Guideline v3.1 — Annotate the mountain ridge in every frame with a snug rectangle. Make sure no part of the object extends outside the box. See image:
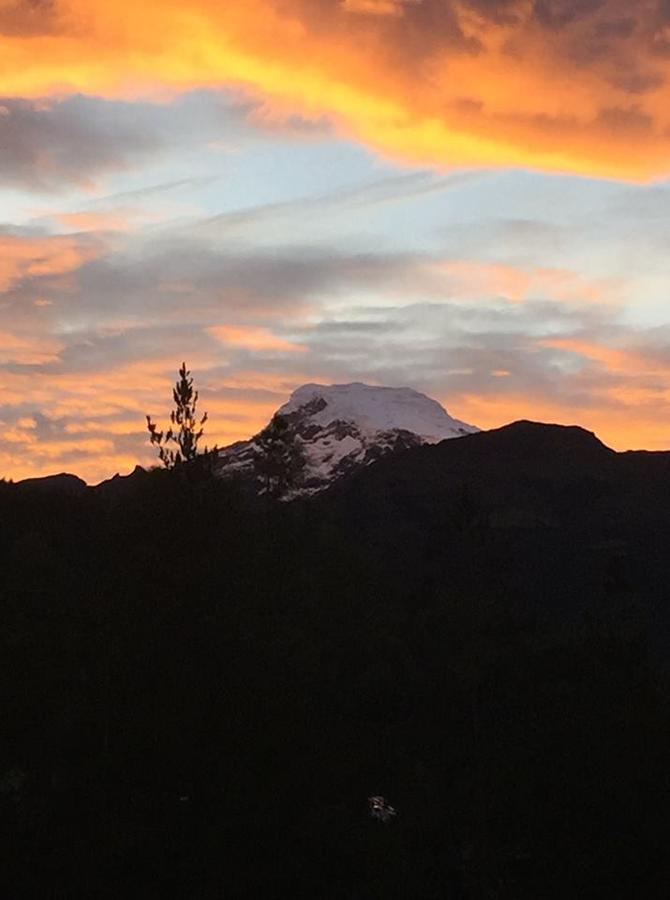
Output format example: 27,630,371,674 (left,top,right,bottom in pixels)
213,381,479,494
9,418,646,494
